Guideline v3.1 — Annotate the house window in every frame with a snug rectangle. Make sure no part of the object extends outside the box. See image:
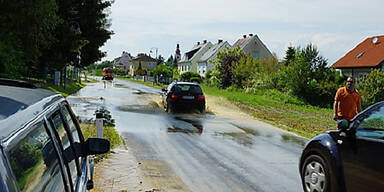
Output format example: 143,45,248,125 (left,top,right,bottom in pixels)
252,51,259,58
